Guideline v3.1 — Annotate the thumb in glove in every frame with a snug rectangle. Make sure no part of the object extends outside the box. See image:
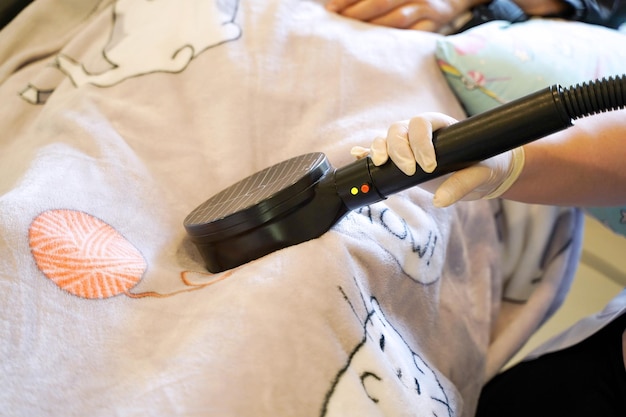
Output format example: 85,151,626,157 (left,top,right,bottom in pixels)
351,112,525,207
431,147,525,207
